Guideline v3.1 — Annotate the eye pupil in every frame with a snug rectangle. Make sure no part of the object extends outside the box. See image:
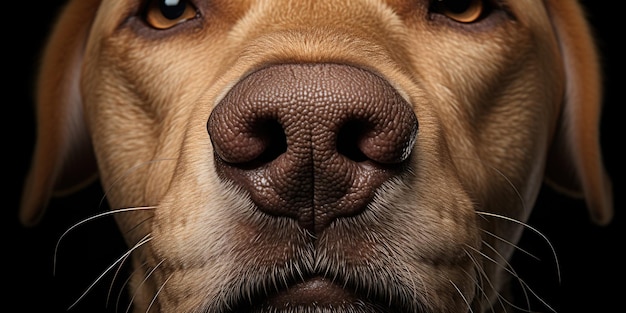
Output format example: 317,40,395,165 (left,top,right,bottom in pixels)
442,0,471,14
160,0,186,20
